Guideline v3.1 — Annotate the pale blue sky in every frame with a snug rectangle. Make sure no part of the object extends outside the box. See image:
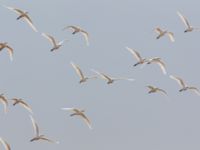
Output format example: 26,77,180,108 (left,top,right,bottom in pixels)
0,0,200,149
